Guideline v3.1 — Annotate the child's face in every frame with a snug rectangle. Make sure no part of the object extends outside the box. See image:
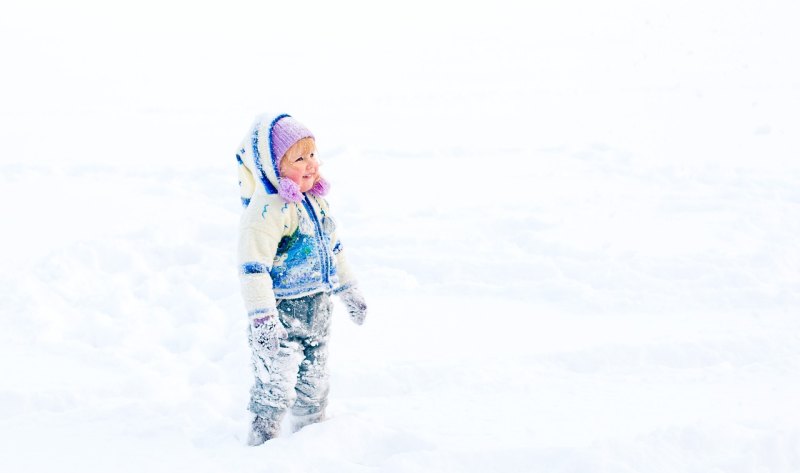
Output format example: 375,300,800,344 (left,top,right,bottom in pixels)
279,138,319,193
